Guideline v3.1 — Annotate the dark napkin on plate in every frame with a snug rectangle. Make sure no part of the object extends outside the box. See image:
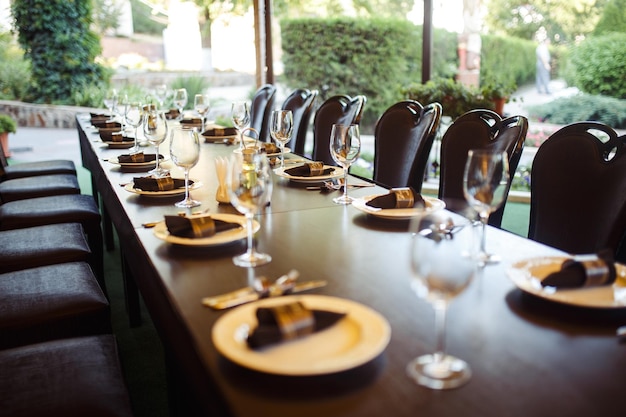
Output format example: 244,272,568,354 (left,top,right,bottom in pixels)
541,249,617,288
284,162,334,177
365,187,425,209
202,127,238,137
118,152,161,163
165,215,241,238
132,175,191,191
247,301,347,349
164,109,180,120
